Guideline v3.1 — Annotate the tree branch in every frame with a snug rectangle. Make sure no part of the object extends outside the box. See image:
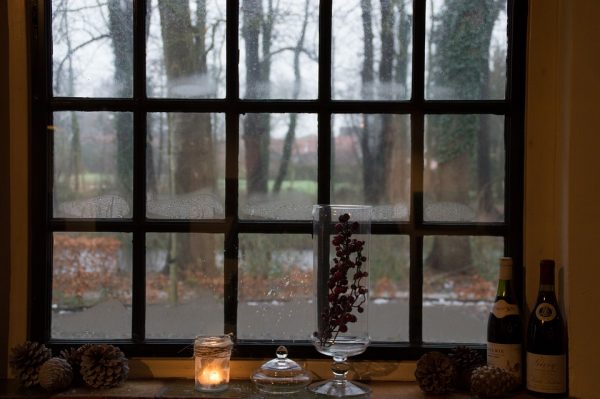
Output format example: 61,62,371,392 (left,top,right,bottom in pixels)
54,34,111,89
